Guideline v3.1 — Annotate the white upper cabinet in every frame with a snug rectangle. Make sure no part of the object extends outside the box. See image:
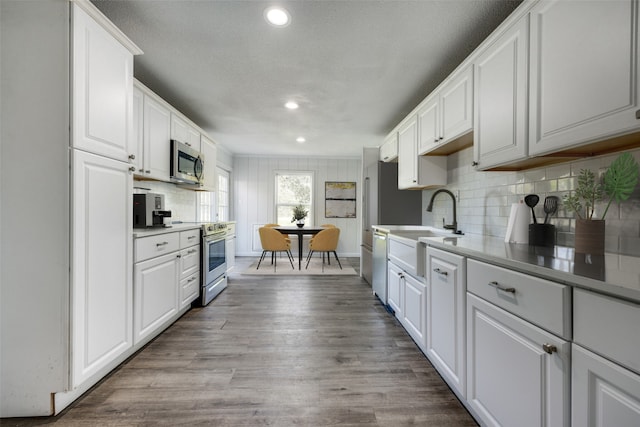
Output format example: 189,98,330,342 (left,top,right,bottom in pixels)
473,15,529,170
379,133,398,162
417,94,440,154
72,4,134,163
200,134,218,192
397,115,447,190
171,113,201,152
132,86,143,170
142,90,172,181
419,65,474,156
529,0,640,156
